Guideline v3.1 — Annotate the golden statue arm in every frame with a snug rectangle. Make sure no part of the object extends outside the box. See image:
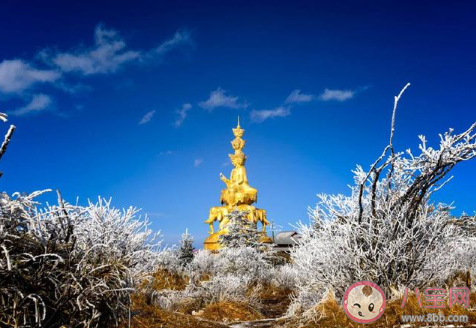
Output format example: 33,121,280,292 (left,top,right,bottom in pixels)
219,172,231,187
